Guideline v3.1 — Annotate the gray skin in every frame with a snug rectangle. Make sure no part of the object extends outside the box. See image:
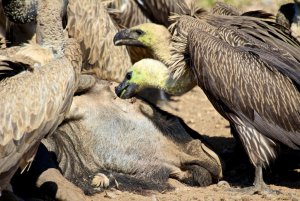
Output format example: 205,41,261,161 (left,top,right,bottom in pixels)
42,79,222,195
